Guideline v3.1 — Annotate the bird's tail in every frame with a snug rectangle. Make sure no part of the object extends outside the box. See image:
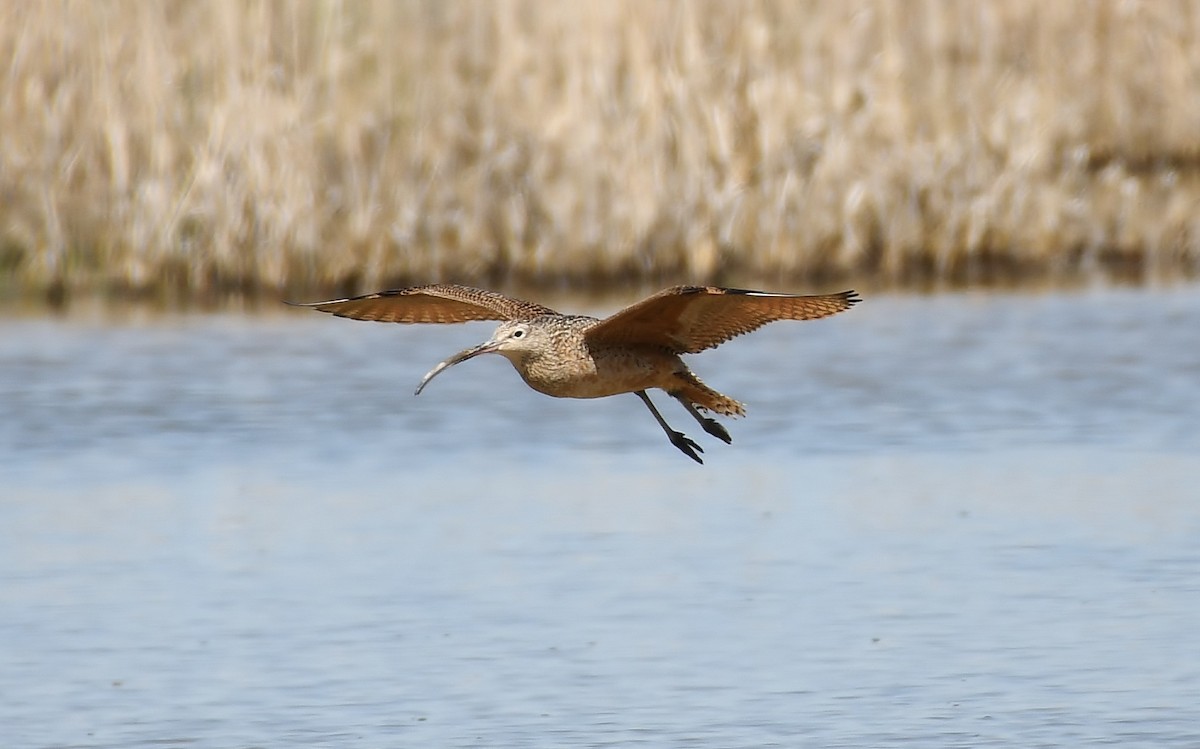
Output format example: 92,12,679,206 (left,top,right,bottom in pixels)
671,370,745,417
